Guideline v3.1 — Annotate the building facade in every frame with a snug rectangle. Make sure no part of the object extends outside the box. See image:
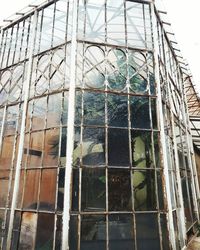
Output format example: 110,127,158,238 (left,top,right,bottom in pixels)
0,0,199,249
